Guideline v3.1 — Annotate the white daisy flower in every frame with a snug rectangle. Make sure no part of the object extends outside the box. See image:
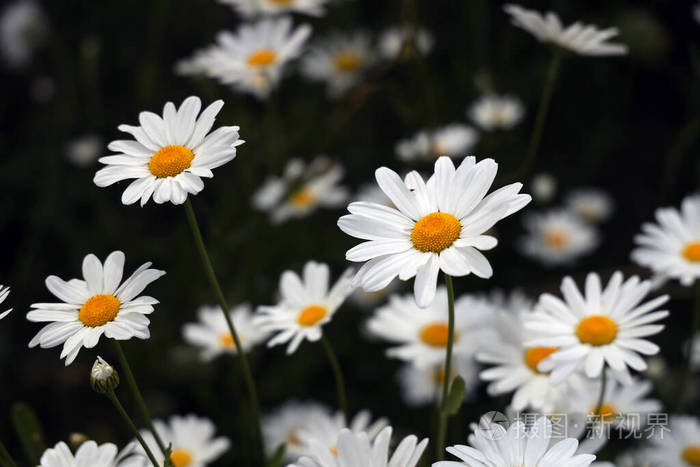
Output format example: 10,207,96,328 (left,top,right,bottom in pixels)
530,173,557,204
519,209,599,266
66,134,103,167
39,440,140,467
177,17,311,99
524,272,669,384
395,124,479,162
296,409,389,457
398,357,479,407
631,195,700,286
434,415,596,467
253,157,349,224
378,26,434,60
0,0,47,68
219,0,328,17
339,156,531,307
182,304,268,361
256,261,354,354
94,96,244,206
290,426,428,467
263,401,331,460
132,414,230,467
565,189,614,223
301,32,375,97
0,285,11,320
366,287,492,368
468,94,524,131
27,251,165,365
503,4,628,56
647,415,700,467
